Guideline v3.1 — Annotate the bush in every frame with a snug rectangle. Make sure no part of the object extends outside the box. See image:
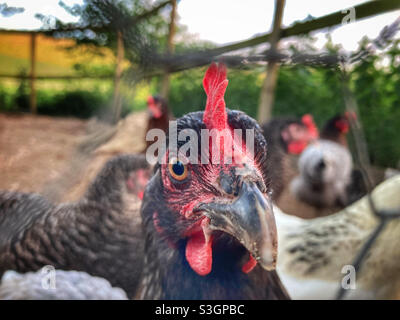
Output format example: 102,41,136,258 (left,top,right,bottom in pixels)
168,68,206,117
166,61,399,168
0,82,139,120
14,76,30,112
275,67,344,127
351,44,400,168
37,89,110,118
